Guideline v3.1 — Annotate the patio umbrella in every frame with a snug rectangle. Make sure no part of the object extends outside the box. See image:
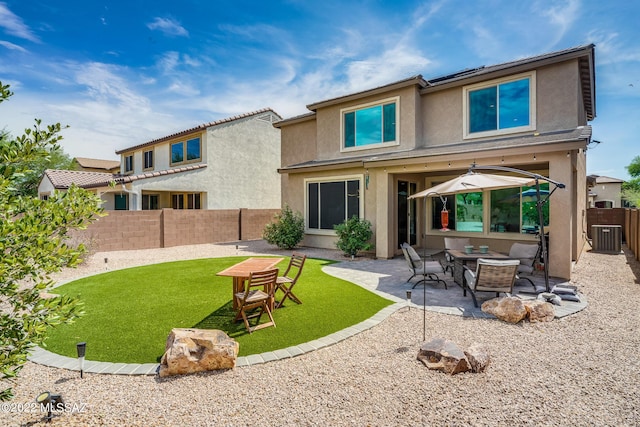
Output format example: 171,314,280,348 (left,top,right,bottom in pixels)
410,171,536,199
409,165,565,295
